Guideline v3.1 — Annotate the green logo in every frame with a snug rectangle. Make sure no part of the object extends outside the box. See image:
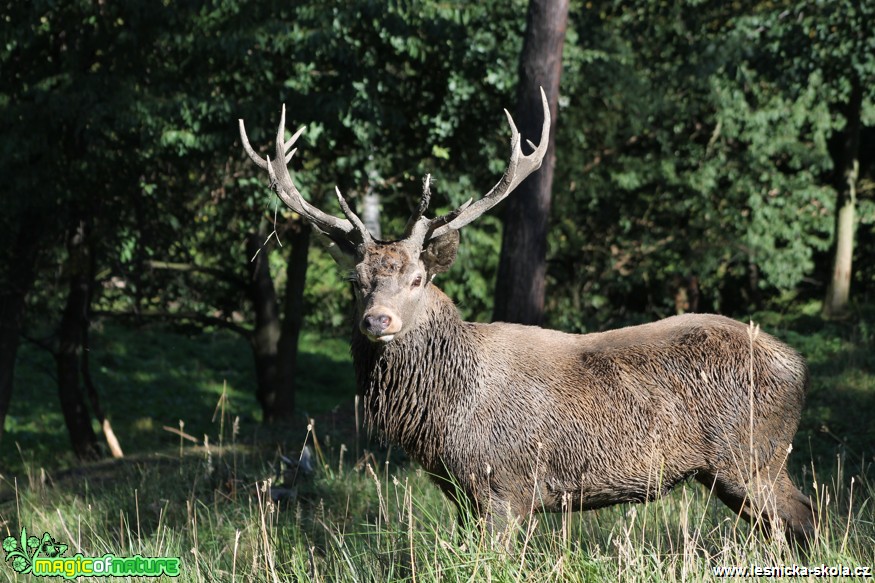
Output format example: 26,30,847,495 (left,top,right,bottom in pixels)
3,527,180,579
